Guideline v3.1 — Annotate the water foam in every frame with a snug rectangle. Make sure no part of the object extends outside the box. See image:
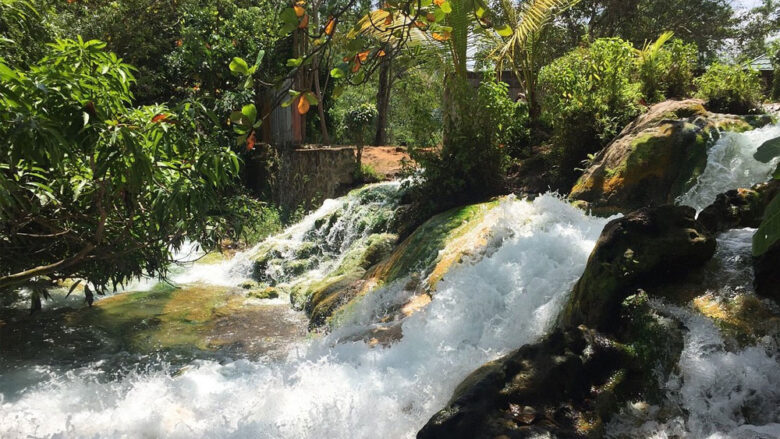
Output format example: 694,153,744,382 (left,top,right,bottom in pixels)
678,122,780,211
0,195,610,438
